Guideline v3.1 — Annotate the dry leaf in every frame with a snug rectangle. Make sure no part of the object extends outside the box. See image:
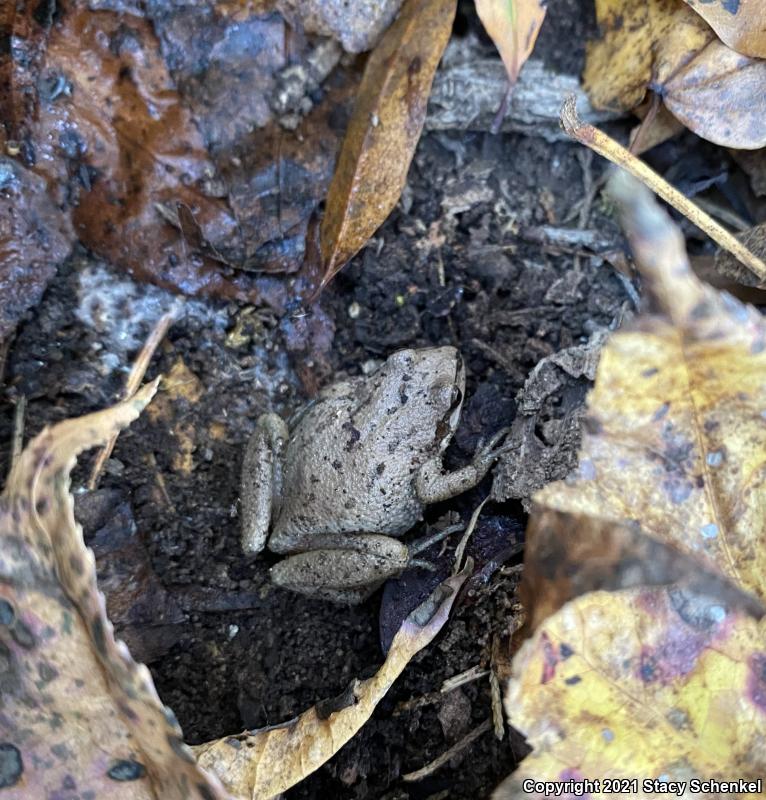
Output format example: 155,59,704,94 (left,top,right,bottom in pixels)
662,38,766,149
0,381,228,798
495,174,766,793
584,0,766,149
194,570,468,798
319,0,457,286
475,0,547,86
683,0,766,58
